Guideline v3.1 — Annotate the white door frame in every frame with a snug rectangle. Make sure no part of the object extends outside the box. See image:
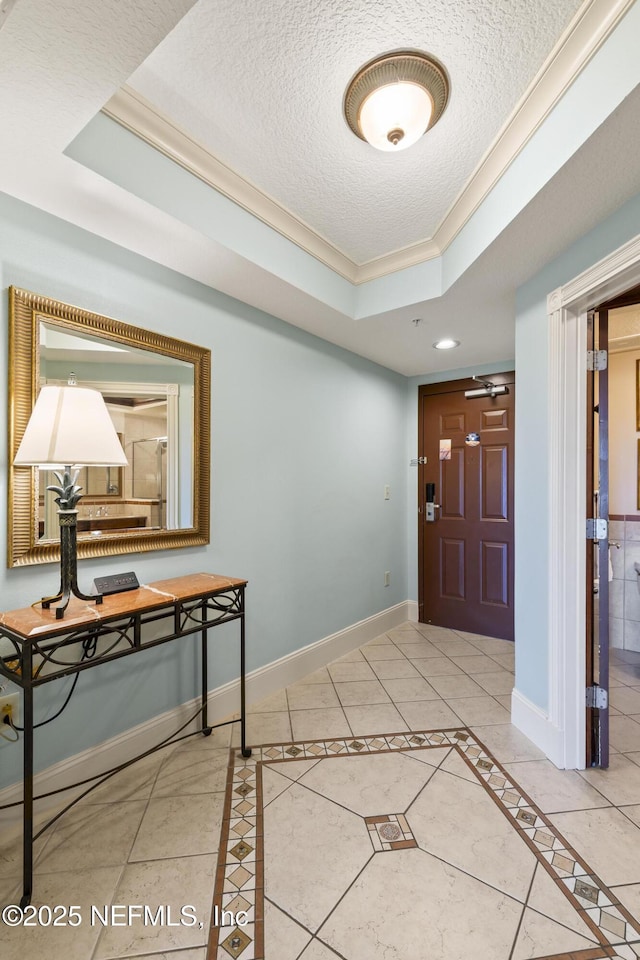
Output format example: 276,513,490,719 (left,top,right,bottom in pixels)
548,234,640,769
